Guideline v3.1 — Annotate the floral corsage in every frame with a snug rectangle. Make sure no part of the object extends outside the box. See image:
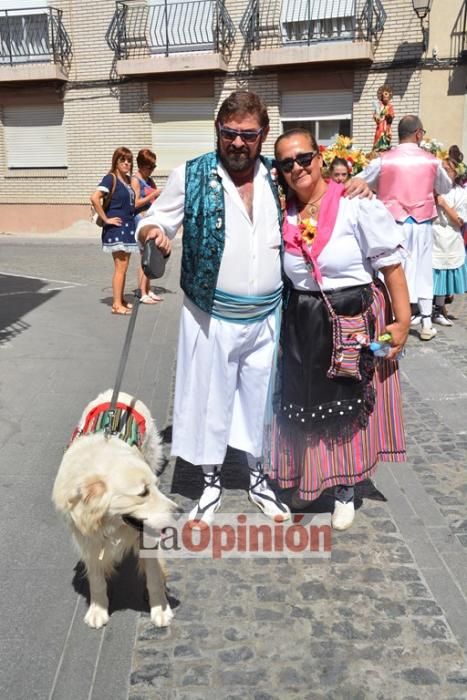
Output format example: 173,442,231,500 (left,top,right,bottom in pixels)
297,217,317,246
